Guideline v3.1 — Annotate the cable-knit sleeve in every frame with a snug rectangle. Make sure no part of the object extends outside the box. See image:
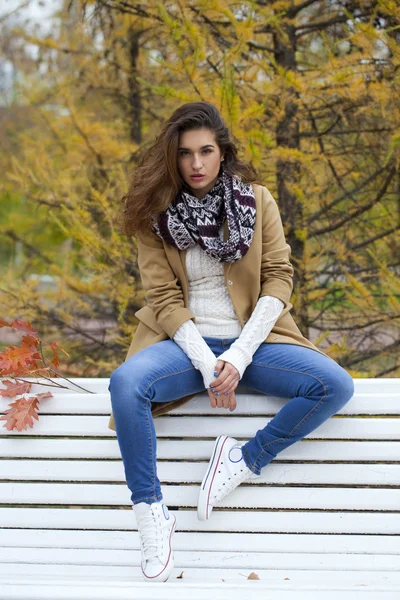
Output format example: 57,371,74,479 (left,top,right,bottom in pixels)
216,295,284,379
173,319,218,389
